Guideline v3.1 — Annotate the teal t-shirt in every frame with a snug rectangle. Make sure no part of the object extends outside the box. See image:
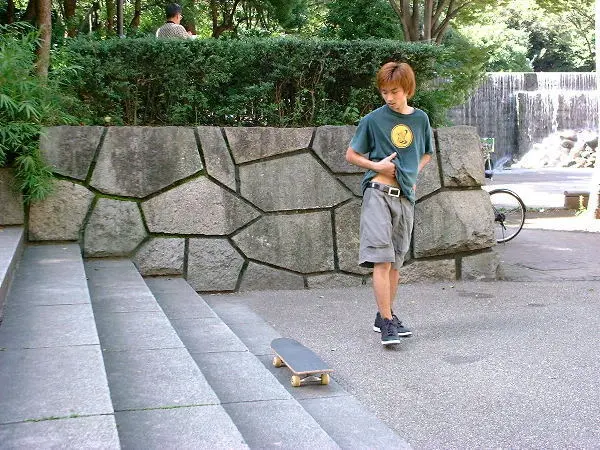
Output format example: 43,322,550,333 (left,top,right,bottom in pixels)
349,105,434,203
